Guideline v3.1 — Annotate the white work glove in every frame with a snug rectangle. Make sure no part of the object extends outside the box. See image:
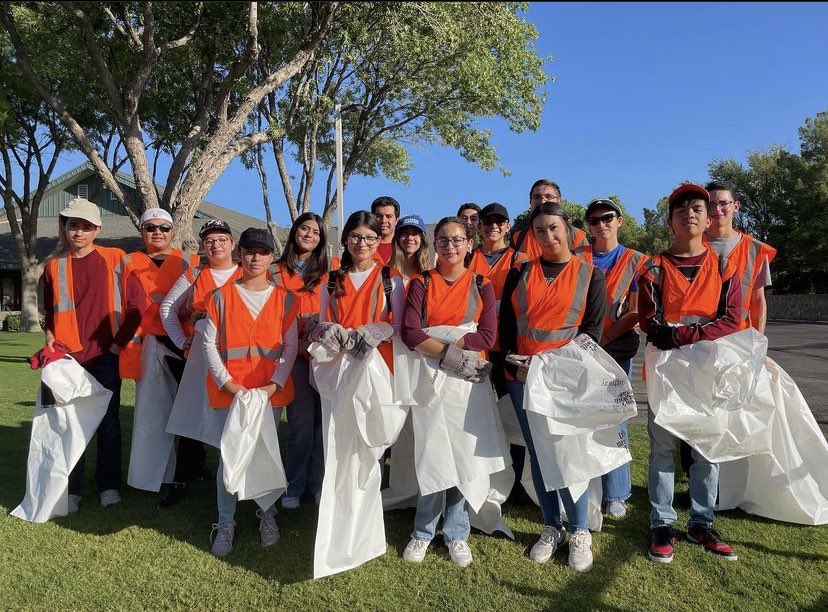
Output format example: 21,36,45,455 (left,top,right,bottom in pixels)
439,344,492,383
345,322,395,360
309,321,349,353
